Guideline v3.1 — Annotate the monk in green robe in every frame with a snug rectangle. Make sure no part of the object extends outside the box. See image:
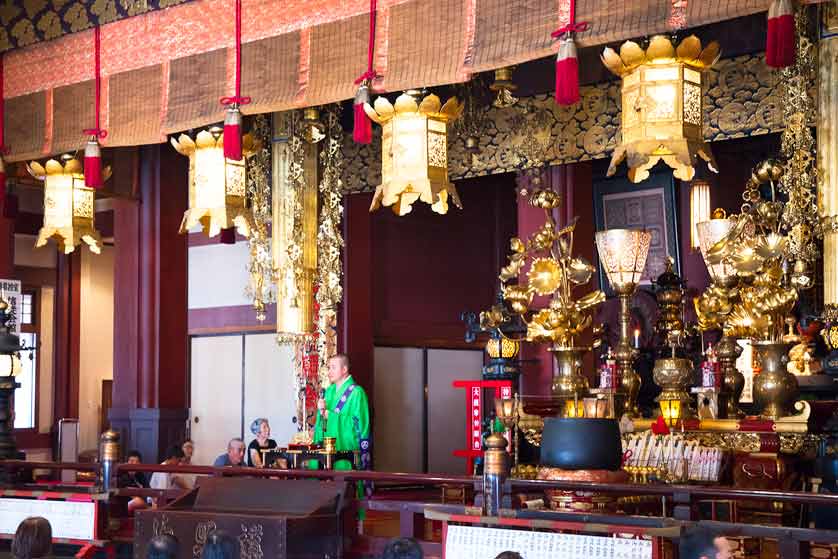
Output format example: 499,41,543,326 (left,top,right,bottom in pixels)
314,353,371,472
